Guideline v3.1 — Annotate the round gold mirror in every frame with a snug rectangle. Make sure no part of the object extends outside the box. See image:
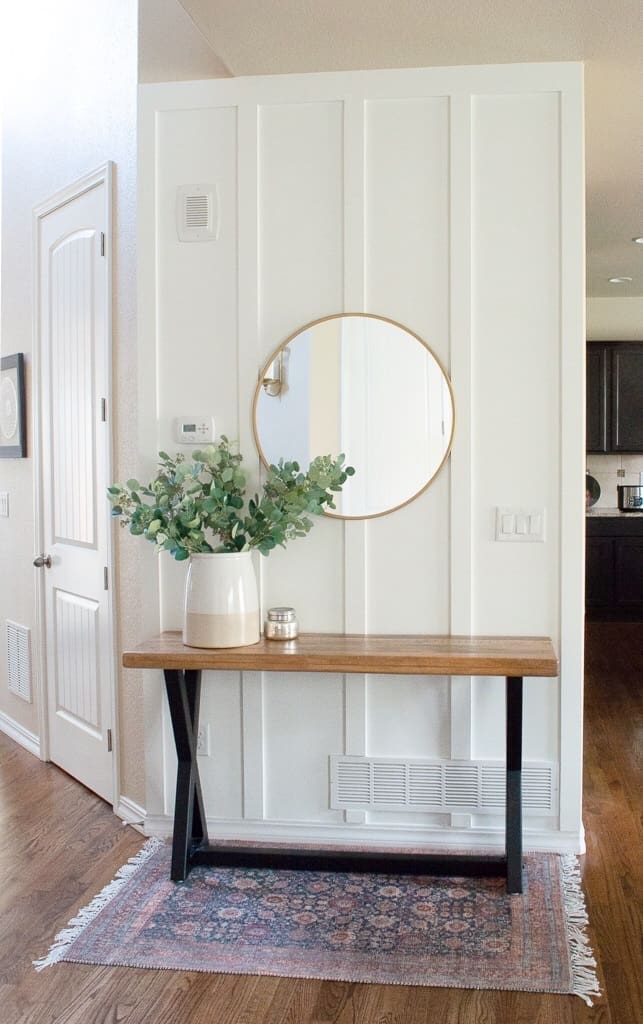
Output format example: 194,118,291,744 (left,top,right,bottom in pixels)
252,313,455,520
